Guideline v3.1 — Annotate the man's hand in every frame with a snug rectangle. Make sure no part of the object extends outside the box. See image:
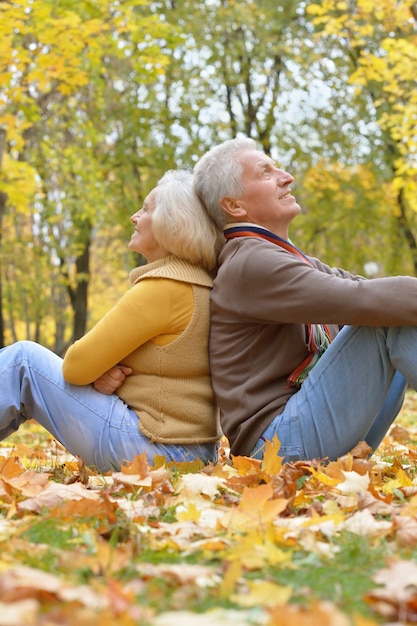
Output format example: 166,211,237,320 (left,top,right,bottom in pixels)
93,365,133,395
